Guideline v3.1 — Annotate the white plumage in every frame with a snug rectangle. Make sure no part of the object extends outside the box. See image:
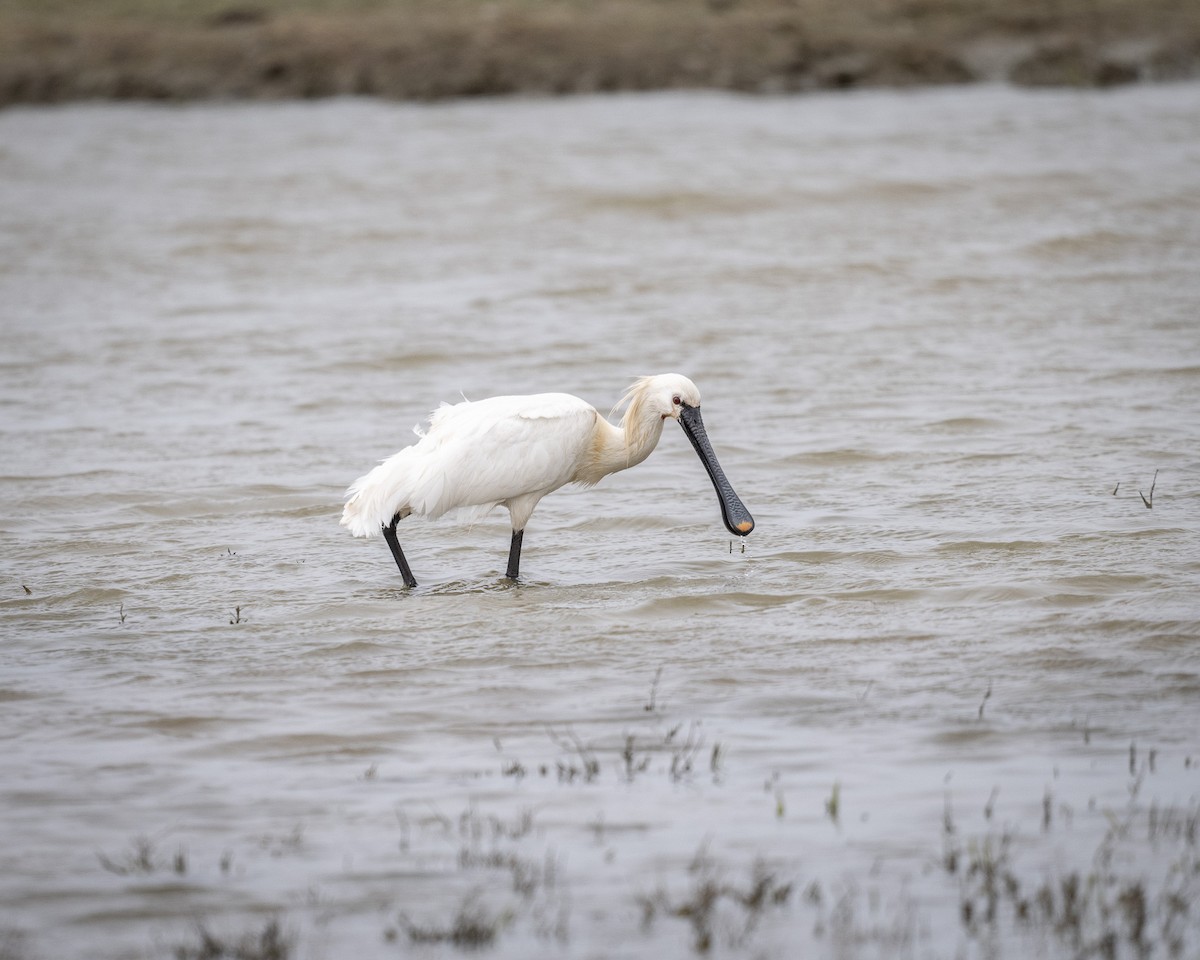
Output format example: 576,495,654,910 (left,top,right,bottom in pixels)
341,373,753,584
341,392,600,537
